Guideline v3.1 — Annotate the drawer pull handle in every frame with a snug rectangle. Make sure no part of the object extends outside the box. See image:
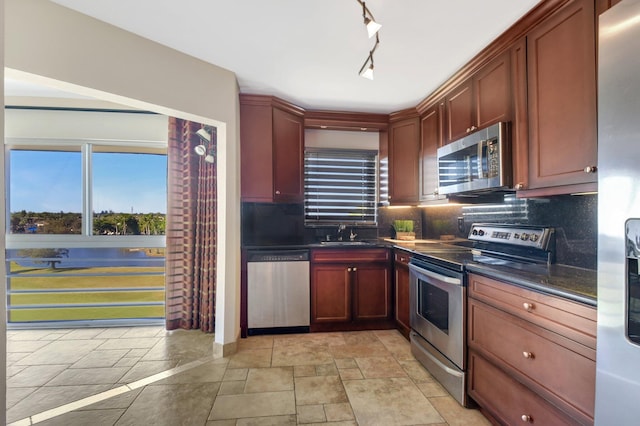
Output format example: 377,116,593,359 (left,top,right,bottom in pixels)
521,414,532,423
523,351,534,359
523,302,534,312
